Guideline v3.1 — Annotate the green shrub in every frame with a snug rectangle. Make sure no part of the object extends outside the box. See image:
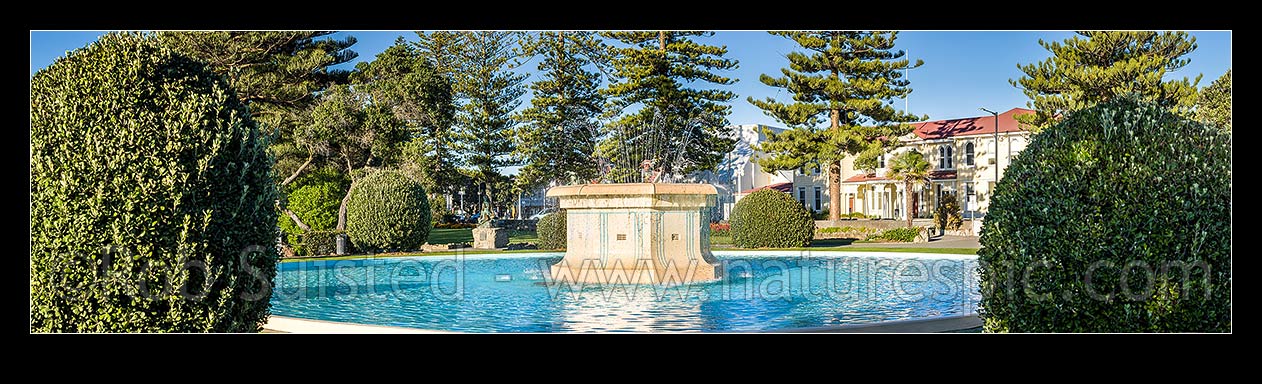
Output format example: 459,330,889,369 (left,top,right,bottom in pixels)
978,97,1231,332
866,227,920,242
817,226,881,239
346,170,432,253
536,211,567,250
731,190,815,248
934,193,963,230
811,207,830,220
847,212,868,219
280,180,343,229
30,33,279,332
297,231,344,256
